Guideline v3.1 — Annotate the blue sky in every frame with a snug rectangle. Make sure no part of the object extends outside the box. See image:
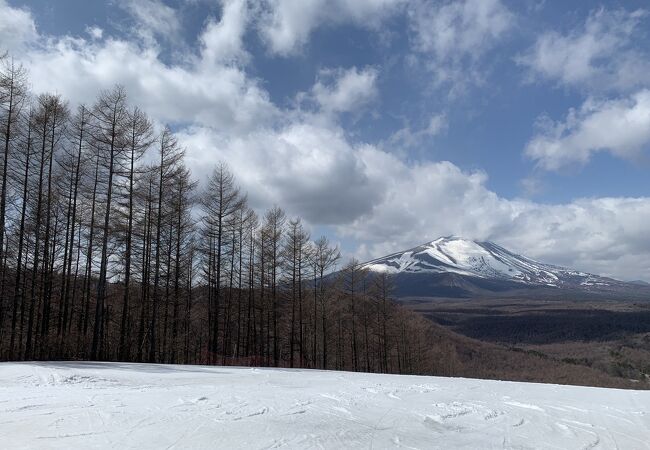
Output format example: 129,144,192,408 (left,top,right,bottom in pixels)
2,0,650,280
